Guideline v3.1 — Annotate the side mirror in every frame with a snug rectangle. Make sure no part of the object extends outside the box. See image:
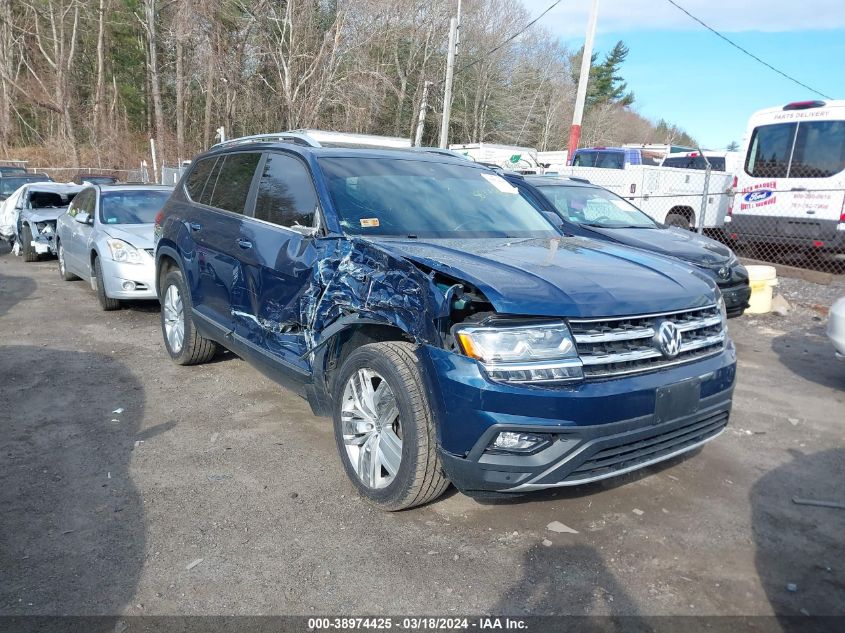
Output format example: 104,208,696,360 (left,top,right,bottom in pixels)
75,211,91,224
